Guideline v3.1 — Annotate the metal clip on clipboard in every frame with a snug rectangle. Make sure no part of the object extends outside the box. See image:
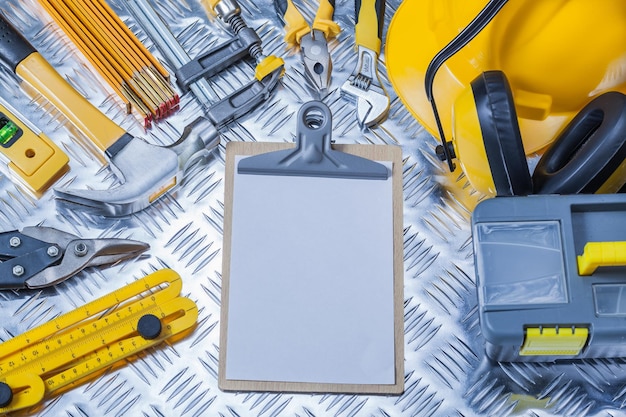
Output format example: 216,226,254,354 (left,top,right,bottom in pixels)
238,101,389,180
